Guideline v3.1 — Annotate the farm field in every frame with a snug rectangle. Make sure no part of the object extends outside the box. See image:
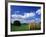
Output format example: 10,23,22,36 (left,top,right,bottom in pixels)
11,23,41,31
10,5,41,32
